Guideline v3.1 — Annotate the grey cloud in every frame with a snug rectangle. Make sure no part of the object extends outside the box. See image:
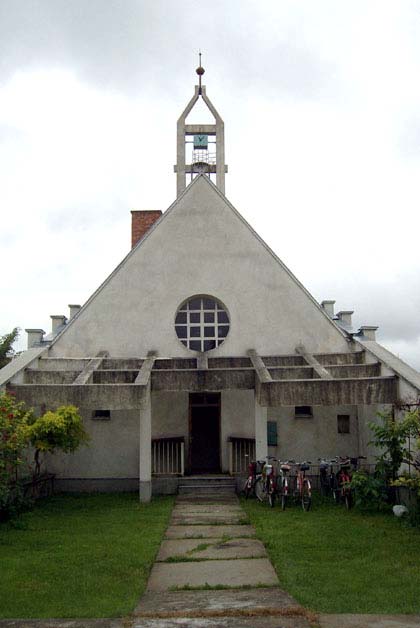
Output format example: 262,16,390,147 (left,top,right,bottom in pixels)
318,275,420,344
0,0,340,101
